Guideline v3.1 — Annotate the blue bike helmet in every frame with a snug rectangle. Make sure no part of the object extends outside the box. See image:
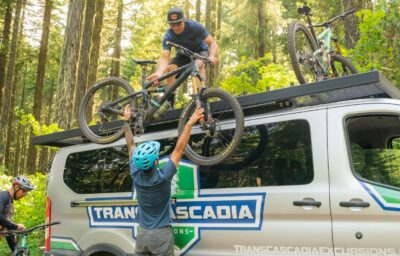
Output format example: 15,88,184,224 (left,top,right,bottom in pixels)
133,141,161,171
